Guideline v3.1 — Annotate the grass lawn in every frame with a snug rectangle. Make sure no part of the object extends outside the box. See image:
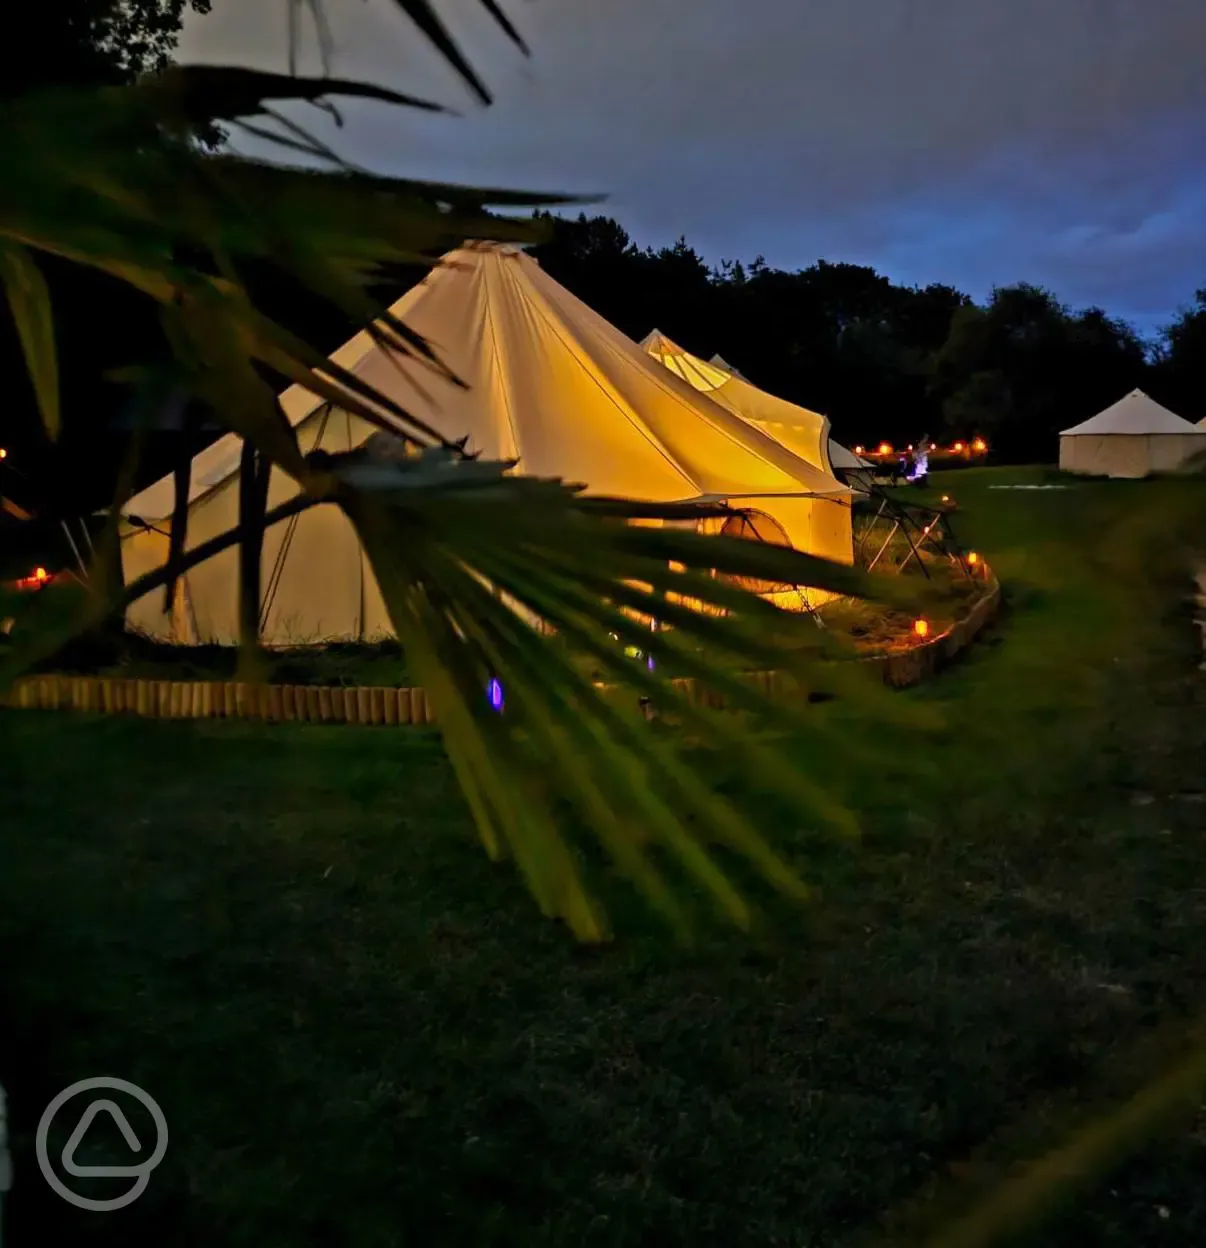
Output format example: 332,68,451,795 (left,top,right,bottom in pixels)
2,465,1205,1246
